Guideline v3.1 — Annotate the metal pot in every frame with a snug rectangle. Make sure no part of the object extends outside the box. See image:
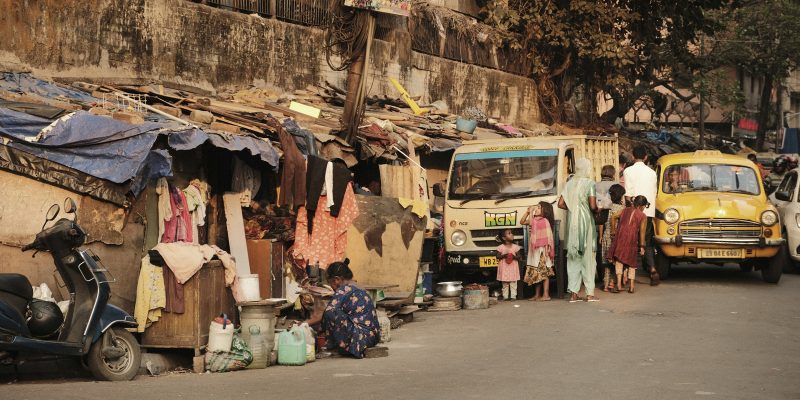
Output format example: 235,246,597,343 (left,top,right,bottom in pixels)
436,281,463,297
